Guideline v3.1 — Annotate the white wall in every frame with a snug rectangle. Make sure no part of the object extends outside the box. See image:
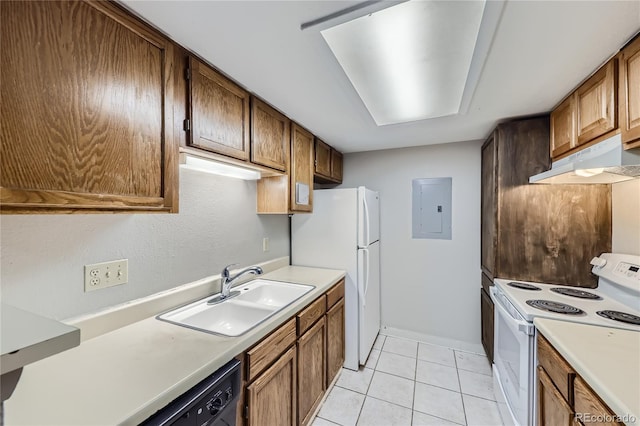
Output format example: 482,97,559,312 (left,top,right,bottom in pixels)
612,179,640,255
342,141,482,350
0,169,289,320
